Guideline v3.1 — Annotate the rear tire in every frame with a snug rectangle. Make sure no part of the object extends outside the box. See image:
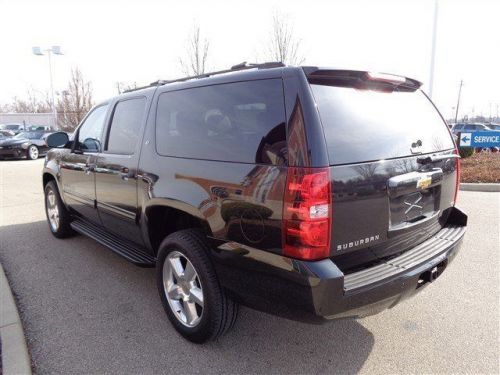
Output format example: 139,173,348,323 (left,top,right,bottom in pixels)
44,181,75,238
156,229,238,343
